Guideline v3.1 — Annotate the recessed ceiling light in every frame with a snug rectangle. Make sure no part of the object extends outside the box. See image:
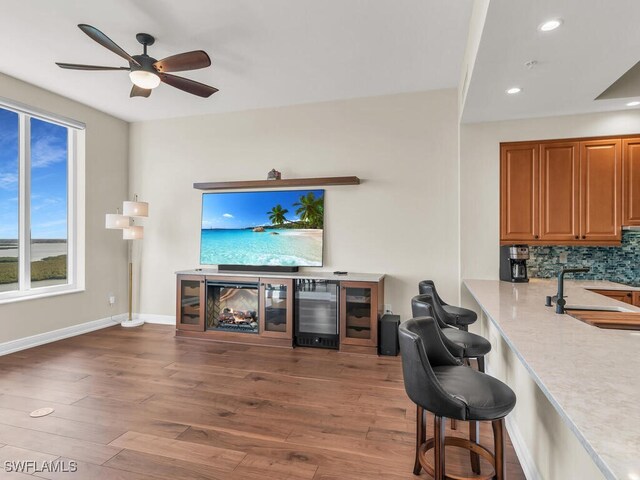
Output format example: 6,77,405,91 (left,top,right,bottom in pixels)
506,87,522,95
539,19,563,32
627,101,640,107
